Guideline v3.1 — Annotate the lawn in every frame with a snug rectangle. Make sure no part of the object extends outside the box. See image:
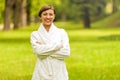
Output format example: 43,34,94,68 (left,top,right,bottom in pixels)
0,23,120,80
